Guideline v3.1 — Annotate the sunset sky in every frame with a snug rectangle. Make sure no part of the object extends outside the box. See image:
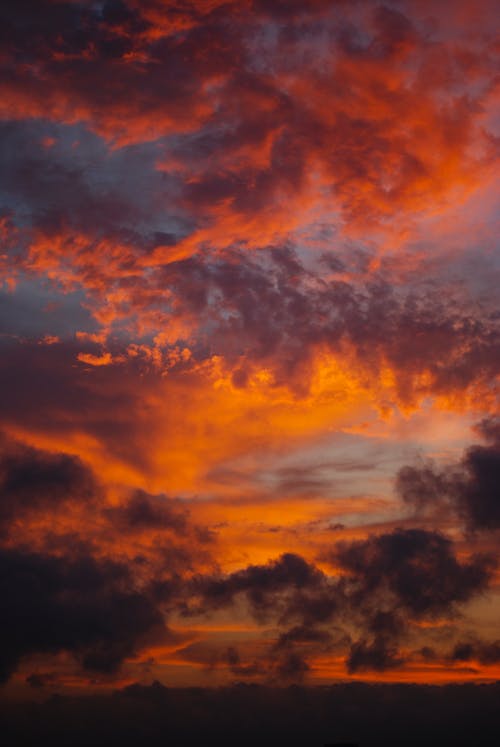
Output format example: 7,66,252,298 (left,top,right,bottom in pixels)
0,0,499,700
